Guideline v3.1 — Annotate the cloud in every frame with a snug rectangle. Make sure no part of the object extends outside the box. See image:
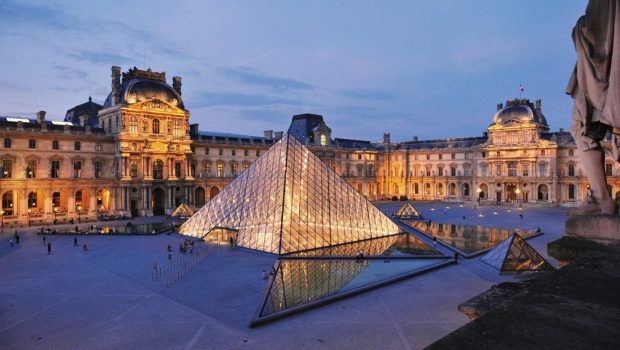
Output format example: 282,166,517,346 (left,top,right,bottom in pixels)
0,1,82,31
220,67,313,91
67,51,134,65
340,89,394,101
191,91,300,108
